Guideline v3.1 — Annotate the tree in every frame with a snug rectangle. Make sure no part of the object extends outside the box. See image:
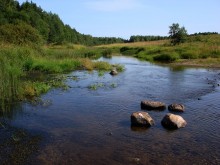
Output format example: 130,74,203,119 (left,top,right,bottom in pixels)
169,23,187,45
